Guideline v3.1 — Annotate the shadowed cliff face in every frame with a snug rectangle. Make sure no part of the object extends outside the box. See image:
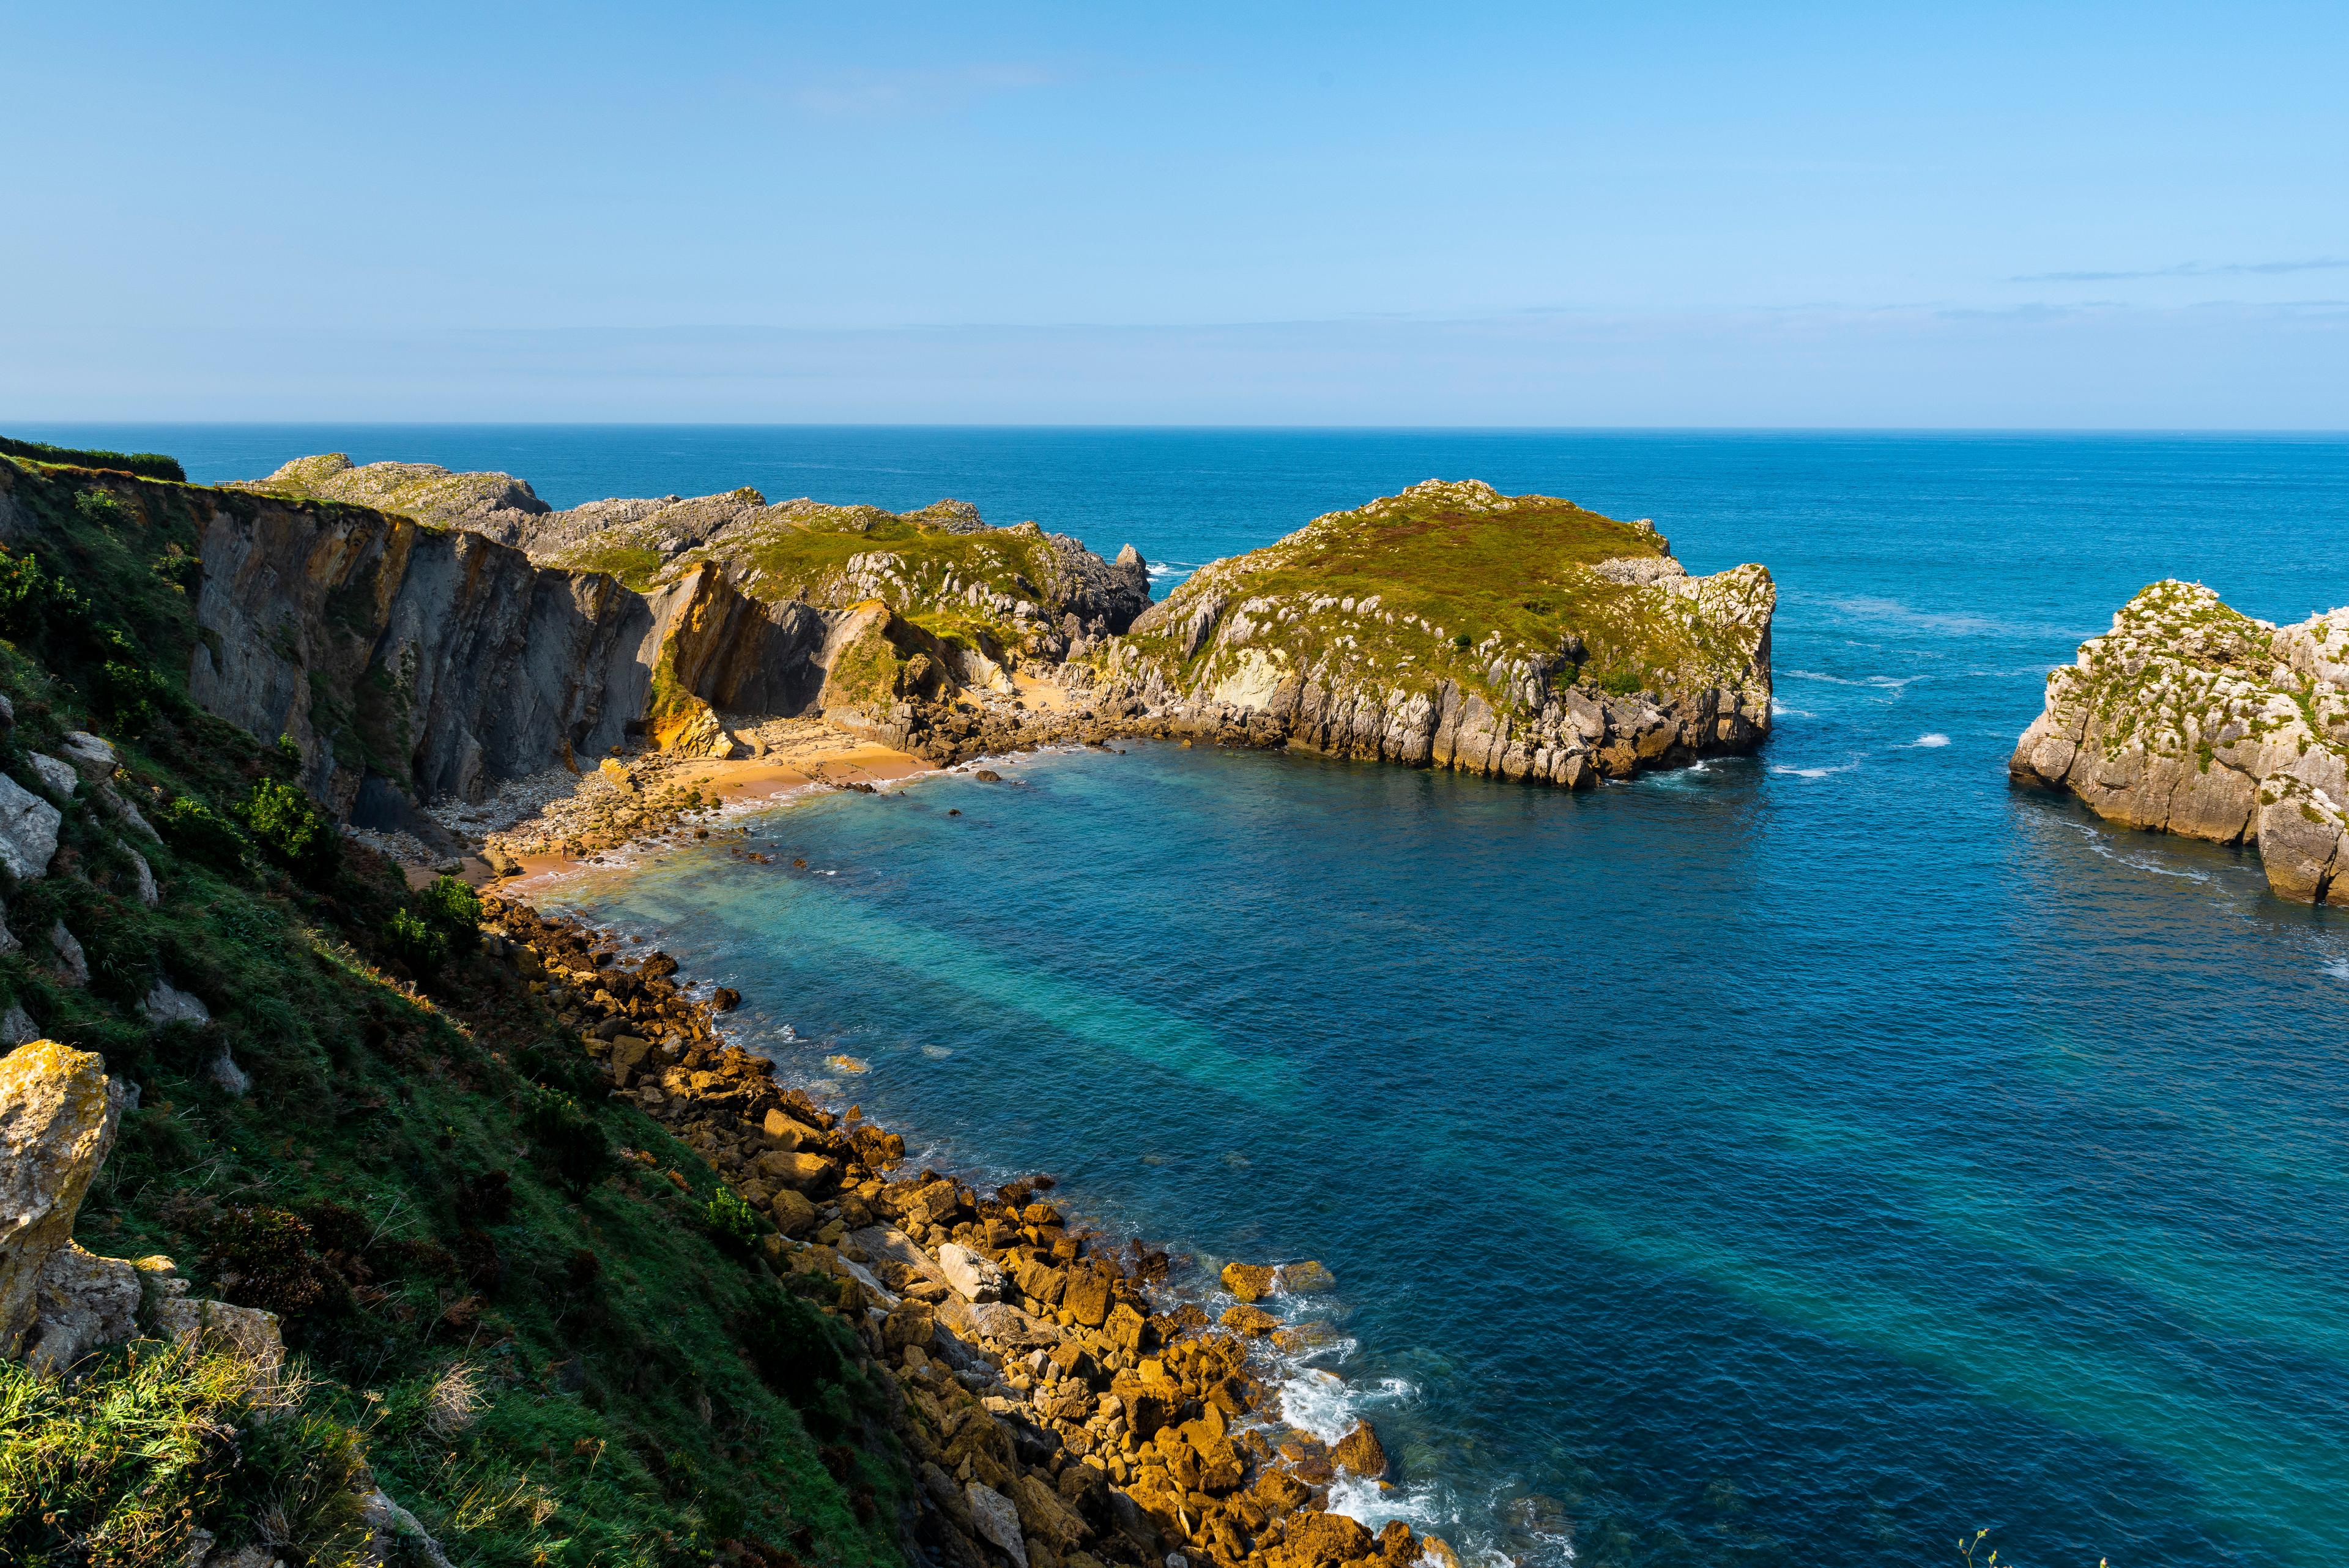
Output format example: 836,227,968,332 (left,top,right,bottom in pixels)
2011,579,2349,903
